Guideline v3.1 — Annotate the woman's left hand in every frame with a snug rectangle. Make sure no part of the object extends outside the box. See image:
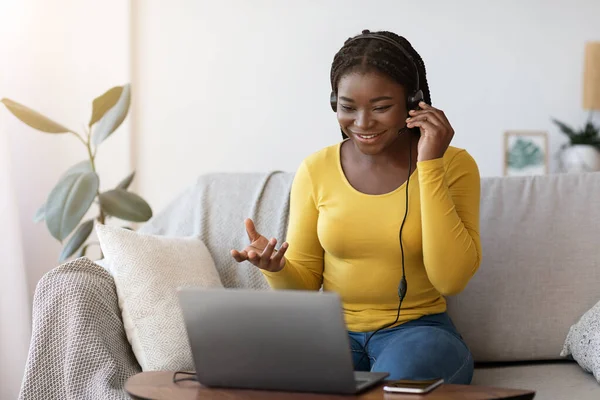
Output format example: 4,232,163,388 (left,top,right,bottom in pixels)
406,101,455,162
